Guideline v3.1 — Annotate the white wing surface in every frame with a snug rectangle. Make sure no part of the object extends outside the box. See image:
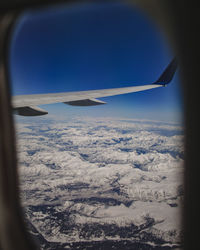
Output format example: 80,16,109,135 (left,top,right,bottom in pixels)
12,59,177,116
